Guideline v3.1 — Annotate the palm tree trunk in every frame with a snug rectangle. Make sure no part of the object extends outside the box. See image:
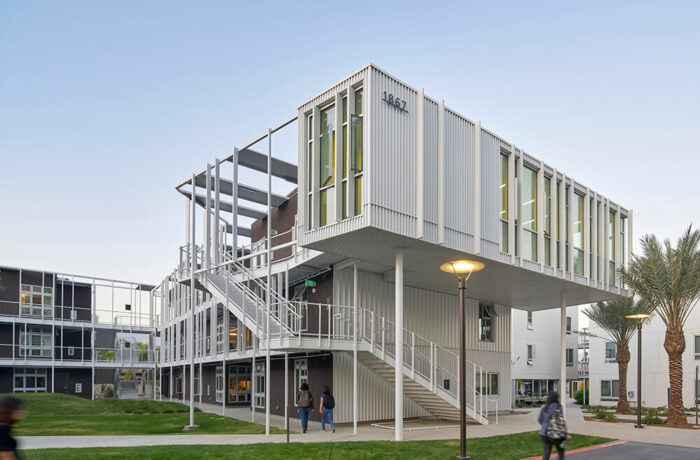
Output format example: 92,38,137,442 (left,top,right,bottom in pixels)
615,344,630,414
665,328,688,427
